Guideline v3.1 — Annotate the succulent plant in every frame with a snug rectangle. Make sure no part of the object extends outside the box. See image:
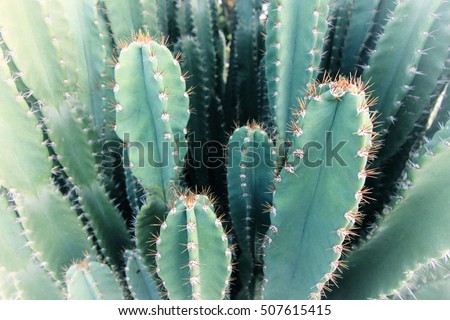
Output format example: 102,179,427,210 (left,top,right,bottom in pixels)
0,0,449,300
